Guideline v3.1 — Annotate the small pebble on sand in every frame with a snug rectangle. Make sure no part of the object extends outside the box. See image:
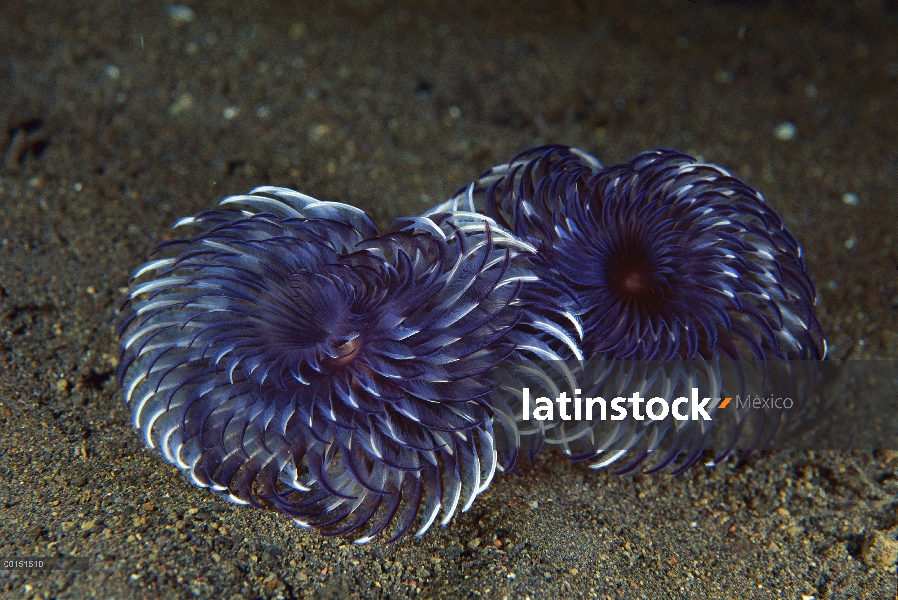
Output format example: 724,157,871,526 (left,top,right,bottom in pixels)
168,5,195,26
774,122,797,141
